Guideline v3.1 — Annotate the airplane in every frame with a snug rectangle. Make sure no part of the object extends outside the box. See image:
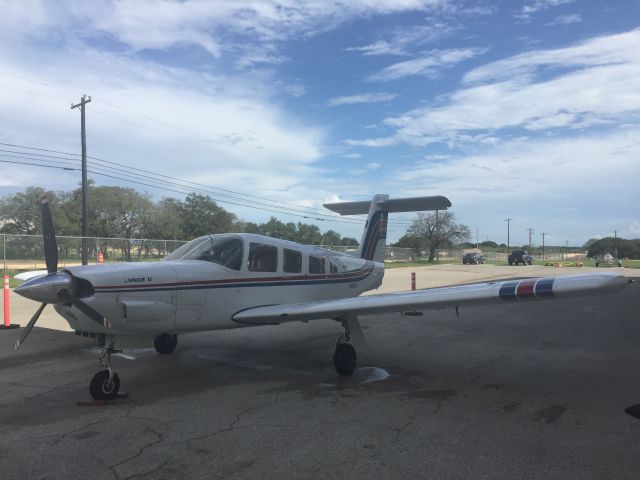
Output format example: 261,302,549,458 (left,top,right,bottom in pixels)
13,194,628,401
